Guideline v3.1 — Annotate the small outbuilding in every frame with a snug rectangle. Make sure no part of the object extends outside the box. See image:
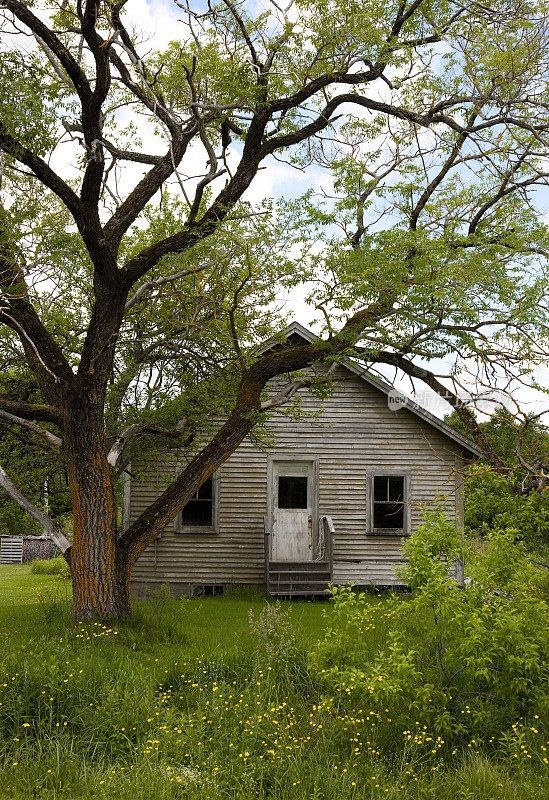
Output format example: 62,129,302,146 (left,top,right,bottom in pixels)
128,323,480,598
0,534,58,564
